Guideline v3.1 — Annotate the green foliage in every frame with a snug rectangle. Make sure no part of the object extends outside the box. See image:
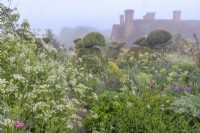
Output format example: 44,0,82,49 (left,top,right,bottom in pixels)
0,34,80,132
0,4,86,132
140,38,149,47
74,38,83,49
135,72,152,90
105,41,126,60
193,48,200,67
85,91,199,132
110,41,126,50
105,48,120,60
82,32,105,48
76,48,106,74
20,20,30,31
188,68,200,94
128,47,153,59
134,37,146,45
133,37,148,47
1,3,200,133
146,29,172,48
171,94,200,119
